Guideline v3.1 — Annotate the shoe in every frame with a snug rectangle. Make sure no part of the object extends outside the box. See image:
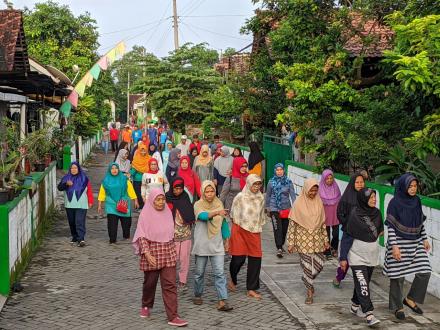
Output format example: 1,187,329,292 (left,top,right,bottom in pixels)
366,314,380,326
281,248,287,254
168,317,188,327
217,301,233,311
395,309,406,320
403,298,423,314
332,278,341,288
77,241,86,247
276,249,283,258
70,239,77,244
350,304,366,317
193,297,203,305
140,307,150,318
